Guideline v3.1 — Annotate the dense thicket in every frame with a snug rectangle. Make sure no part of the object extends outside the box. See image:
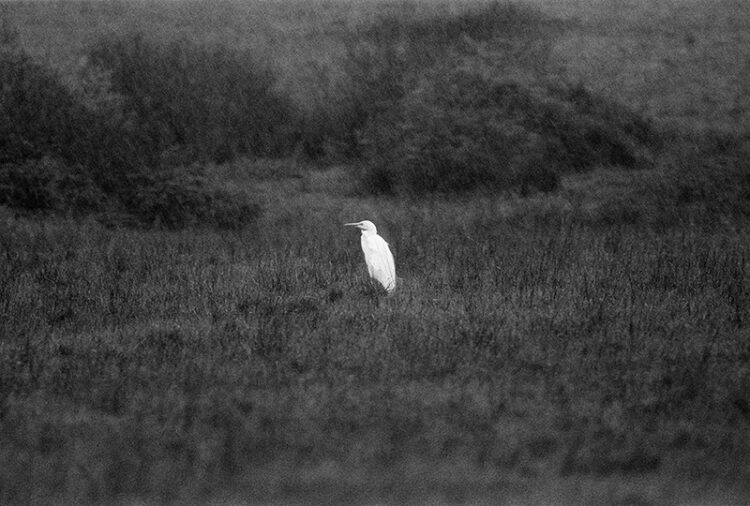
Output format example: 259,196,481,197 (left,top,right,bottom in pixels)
0,1,744,221
87,33,295,163
0,30,259,228
359,72,659,195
